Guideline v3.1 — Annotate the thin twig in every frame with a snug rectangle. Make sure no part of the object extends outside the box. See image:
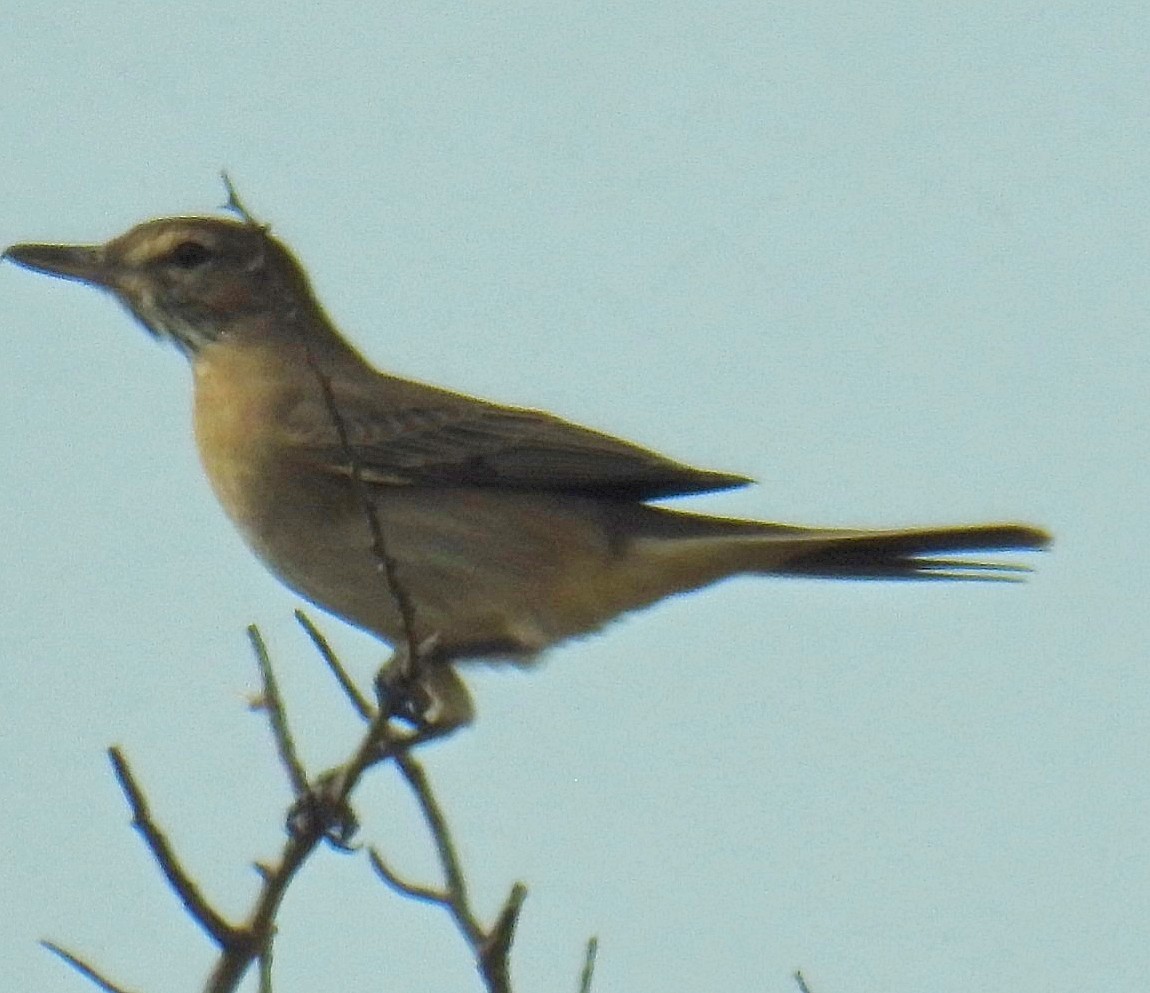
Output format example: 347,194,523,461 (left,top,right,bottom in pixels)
294,609,373,720
41,942,138,993
108,747,237,949
300,347,421,664
368,847,451,905
794,970,814,993
365,730,531,992
248,624,310,797
219,172,265,229
394,752,484,942
578,936,598,993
